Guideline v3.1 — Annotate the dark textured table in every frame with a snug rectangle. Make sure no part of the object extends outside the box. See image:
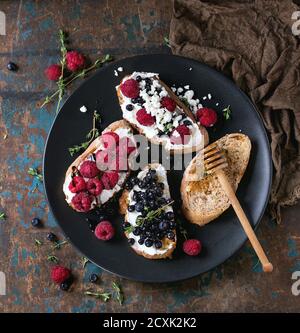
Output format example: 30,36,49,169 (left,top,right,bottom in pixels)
0,0,300,313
